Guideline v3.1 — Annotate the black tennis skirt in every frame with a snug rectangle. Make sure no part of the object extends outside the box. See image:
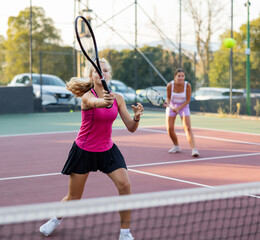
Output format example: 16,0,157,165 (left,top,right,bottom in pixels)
61,142,127,175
